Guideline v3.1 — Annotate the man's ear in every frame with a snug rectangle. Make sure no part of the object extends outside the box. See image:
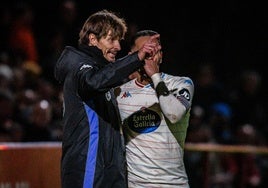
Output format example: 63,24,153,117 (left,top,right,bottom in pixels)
89,33,97,46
